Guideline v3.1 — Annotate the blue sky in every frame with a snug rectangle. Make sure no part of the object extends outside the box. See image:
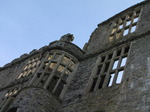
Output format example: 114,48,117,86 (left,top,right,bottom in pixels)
0,0,144,67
